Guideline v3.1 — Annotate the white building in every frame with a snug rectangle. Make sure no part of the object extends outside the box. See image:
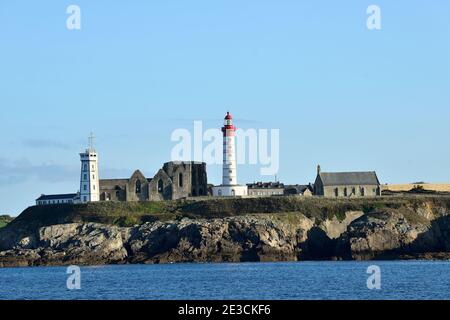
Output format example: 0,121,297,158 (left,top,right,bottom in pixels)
79,133,100,203
36,193,79,206
212,112,248,197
